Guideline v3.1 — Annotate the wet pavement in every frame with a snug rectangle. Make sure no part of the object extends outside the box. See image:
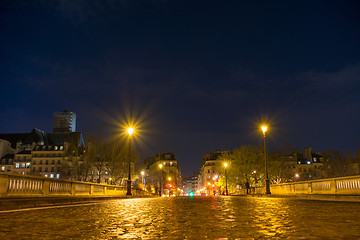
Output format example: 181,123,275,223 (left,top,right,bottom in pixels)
1,196,360,239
